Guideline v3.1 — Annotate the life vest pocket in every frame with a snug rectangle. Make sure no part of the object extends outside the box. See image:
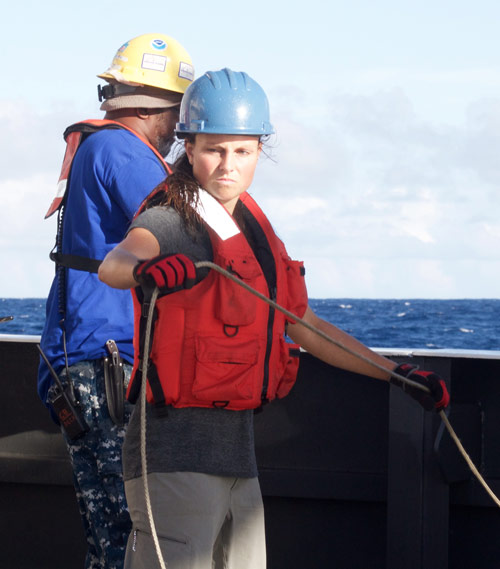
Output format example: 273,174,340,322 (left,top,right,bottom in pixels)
273,335,301,399
281,256,308,321
214,254,262,326
192,334,262,402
